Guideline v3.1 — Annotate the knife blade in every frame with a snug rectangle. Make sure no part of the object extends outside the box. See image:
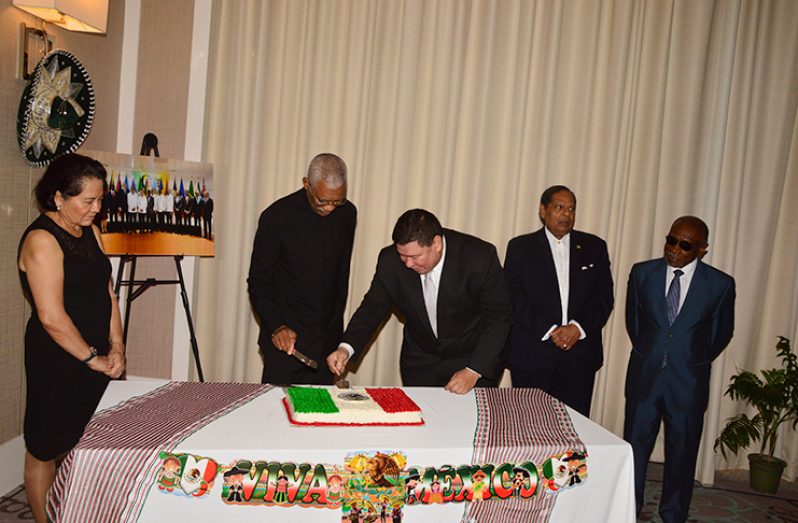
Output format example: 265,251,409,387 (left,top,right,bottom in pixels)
291,348,318,369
